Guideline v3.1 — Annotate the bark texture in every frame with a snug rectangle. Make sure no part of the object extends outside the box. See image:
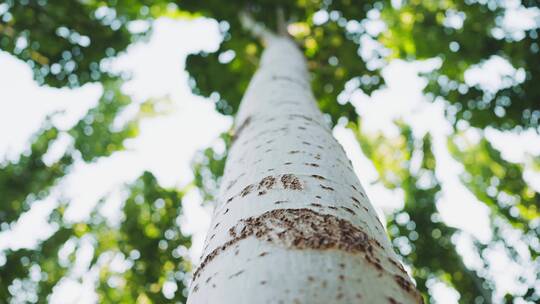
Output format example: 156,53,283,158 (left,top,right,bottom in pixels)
187,36,422,304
